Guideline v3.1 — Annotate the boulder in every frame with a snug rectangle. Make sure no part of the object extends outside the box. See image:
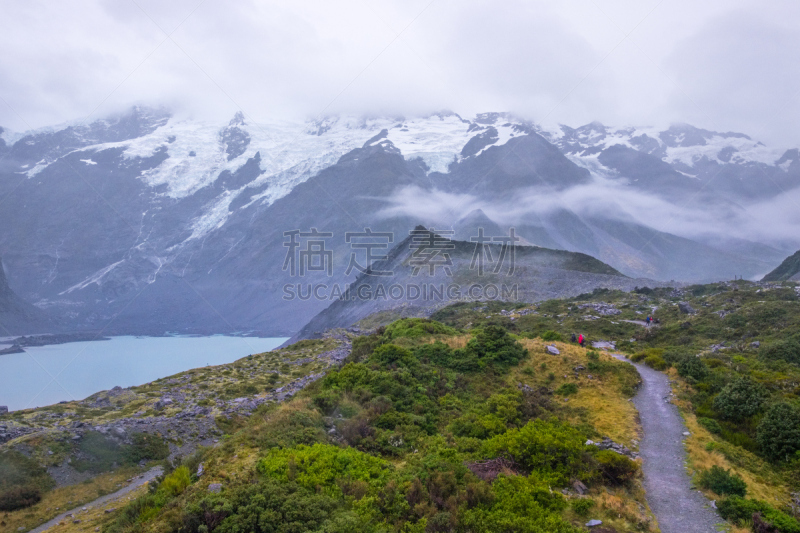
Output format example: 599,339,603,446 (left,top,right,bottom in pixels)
586,519,603,527
155,398,173,410
678,302,696,314
572,480,588,495
546,345,560,355
208,483,222,493
591,340,616,350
